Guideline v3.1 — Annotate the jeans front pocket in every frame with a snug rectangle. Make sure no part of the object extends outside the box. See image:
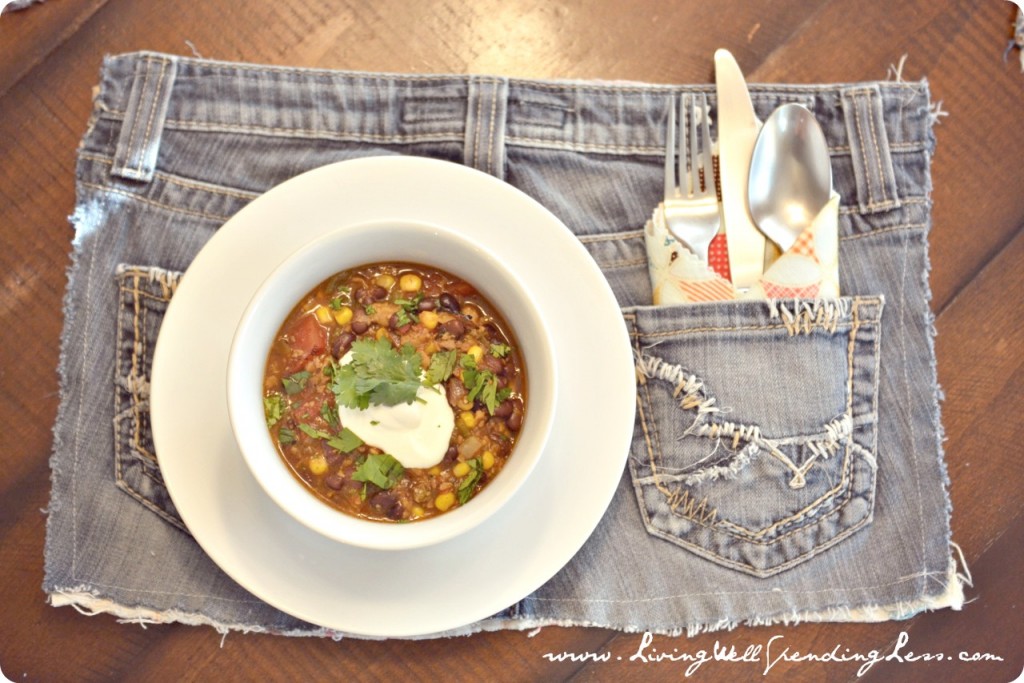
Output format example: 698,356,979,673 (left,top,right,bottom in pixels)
626,296,884,577
113,264,188,533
